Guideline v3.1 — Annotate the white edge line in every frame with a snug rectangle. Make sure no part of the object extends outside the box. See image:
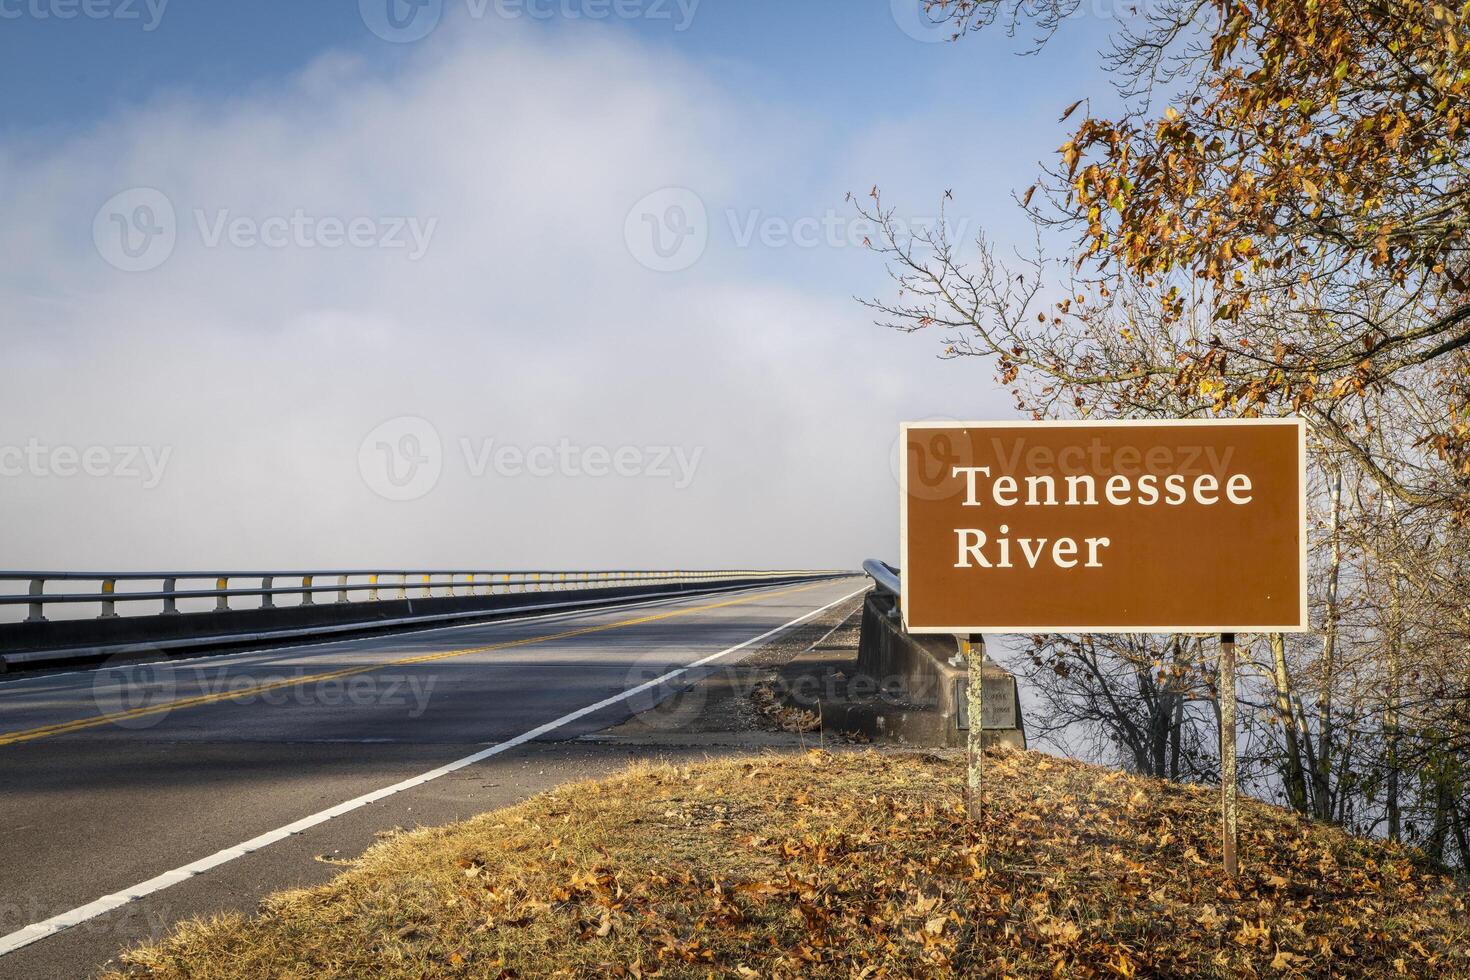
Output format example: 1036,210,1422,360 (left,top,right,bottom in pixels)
0,583,868,959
